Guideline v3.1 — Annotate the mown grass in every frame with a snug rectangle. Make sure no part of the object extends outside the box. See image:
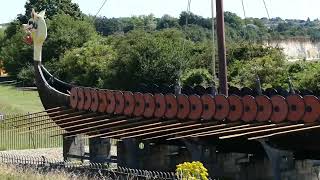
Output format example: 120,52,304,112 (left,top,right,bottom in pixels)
0,85,44,114
0,85,63,150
